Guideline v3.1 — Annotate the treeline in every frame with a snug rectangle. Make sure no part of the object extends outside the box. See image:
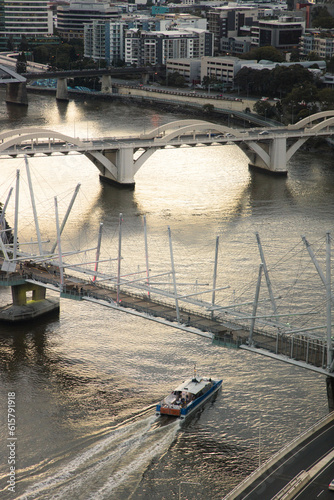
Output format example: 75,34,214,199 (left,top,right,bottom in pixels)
234,64,317,97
